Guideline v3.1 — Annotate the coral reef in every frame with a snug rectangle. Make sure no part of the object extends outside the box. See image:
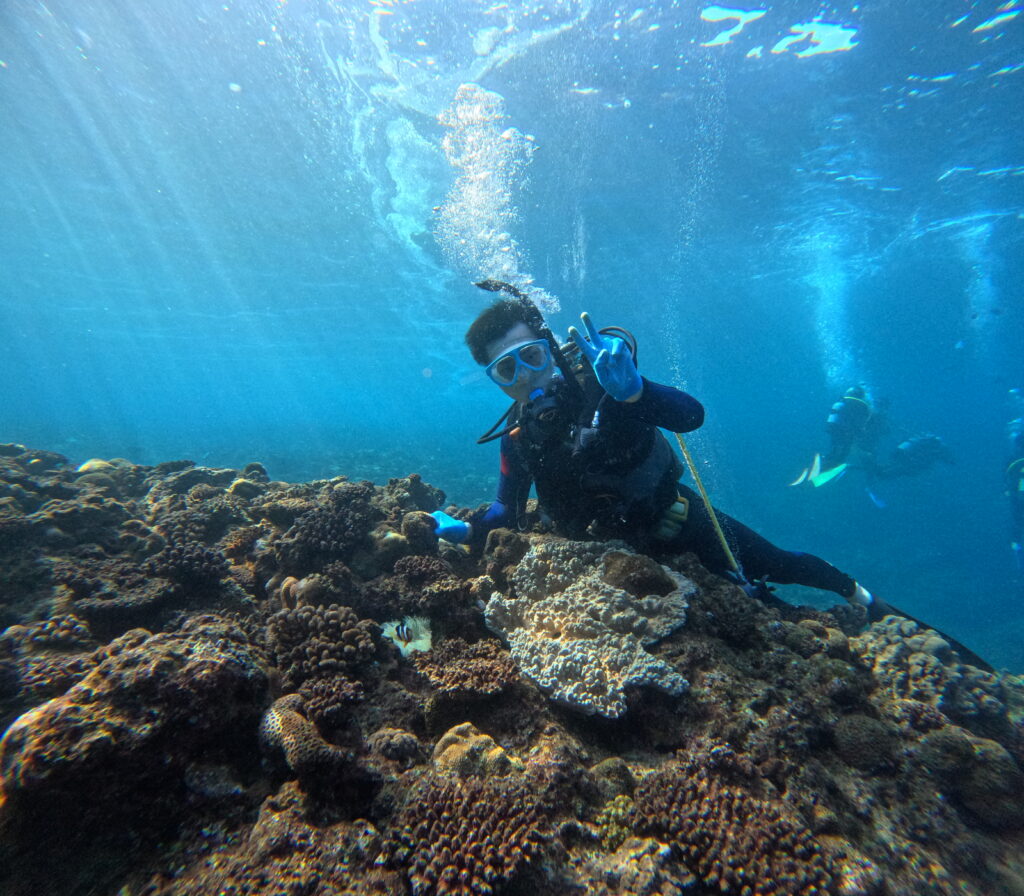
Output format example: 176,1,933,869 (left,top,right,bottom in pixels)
485,541,693,717
1,444,1024,896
